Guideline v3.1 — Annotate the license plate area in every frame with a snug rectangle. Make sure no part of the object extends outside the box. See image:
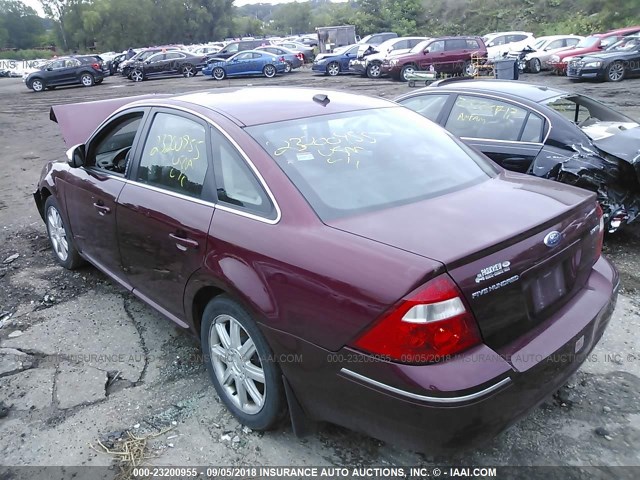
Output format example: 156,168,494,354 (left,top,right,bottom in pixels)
530,264,567,314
